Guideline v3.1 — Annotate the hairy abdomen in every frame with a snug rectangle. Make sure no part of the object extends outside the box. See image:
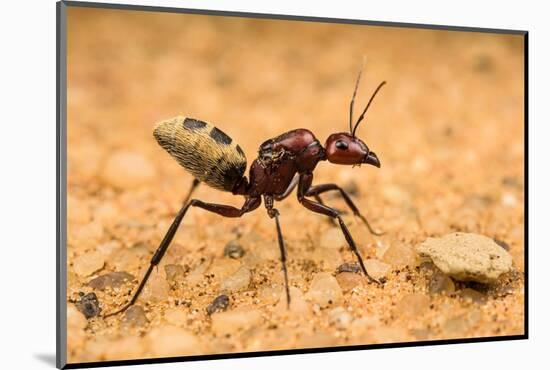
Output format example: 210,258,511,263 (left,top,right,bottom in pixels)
153,116,247,192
